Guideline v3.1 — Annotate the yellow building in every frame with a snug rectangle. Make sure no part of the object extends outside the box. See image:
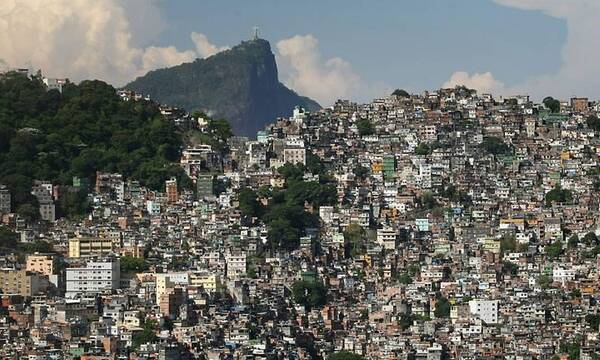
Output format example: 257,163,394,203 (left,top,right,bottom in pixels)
69,236,114,258
26,254,58,276
0,269,41,296
483,239,501,254
190,272,222,294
